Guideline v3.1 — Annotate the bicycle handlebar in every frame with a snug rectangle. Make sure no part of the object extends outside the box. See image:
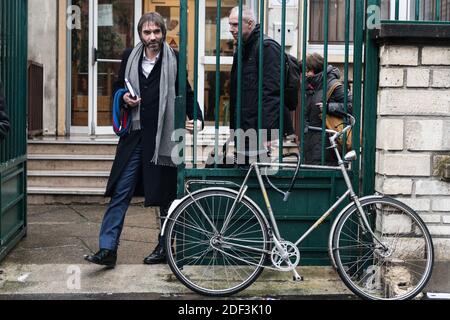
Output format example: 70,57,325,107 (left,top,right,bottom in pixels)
262,112,355,203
